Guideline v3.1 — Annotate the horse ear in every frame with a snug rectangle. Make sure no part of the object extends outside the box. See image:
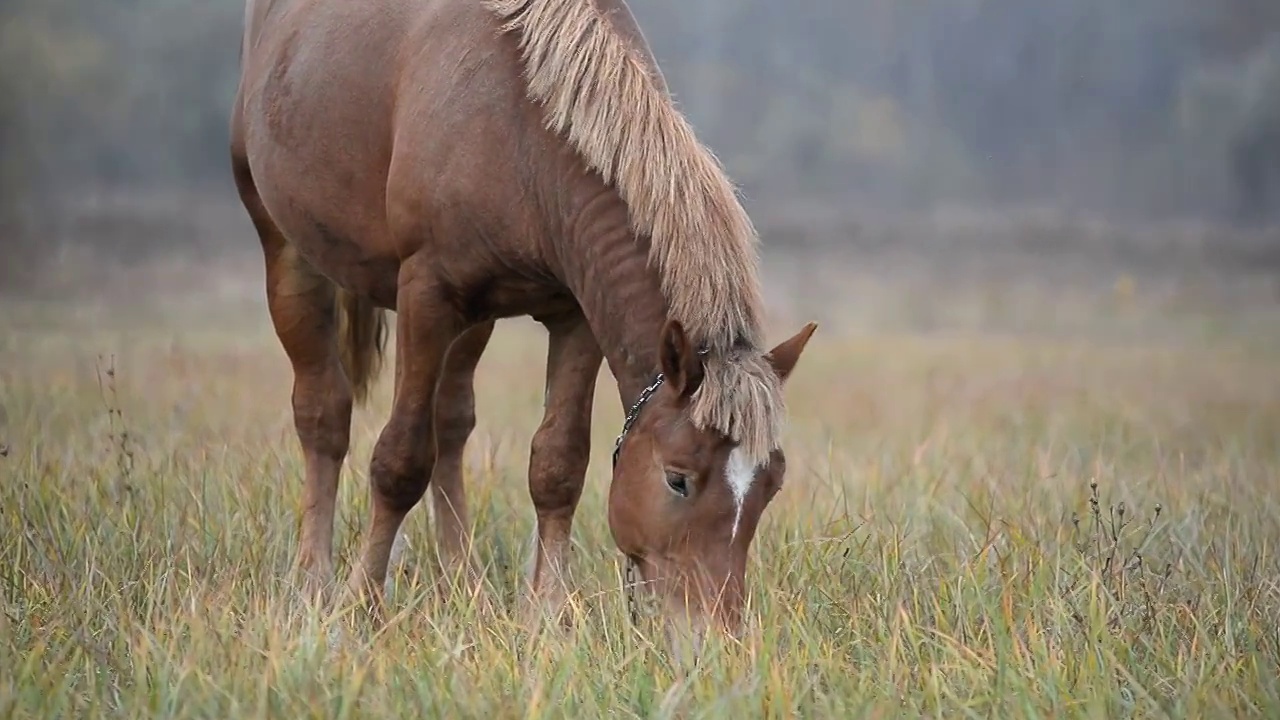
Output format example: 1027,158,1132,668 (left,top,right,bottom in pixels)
765,322,818,384
659,320,705,399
